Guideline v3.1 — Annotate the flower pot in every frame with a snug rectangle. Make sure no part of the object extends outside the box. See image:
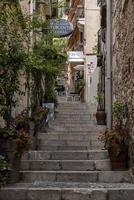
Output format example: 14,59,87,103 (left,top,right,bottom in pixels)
29,121,37,150
0,139,21,183
96,110,106,125
8,155,21,183
108,145,129,170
